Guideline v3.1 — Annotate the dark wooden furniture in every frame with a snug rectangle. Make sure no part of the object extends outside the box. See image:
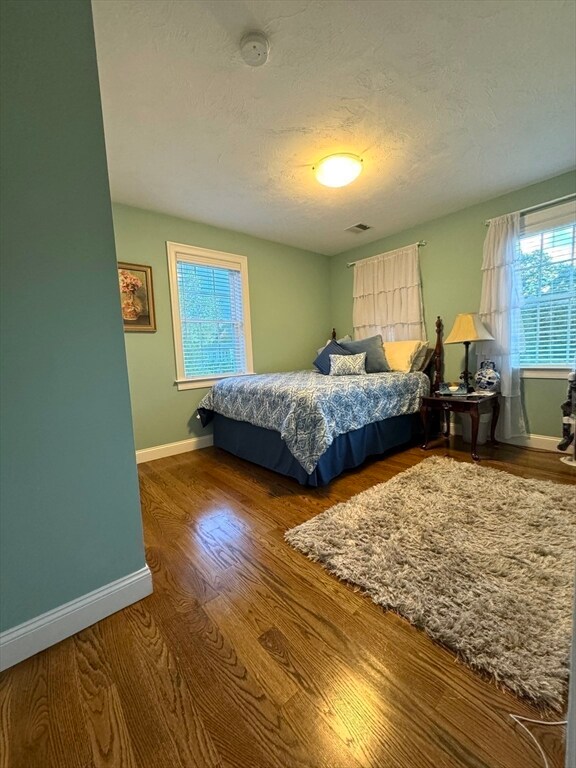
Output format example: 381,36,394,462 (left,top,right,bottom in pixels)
432,315,444,392
420,391,500,461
